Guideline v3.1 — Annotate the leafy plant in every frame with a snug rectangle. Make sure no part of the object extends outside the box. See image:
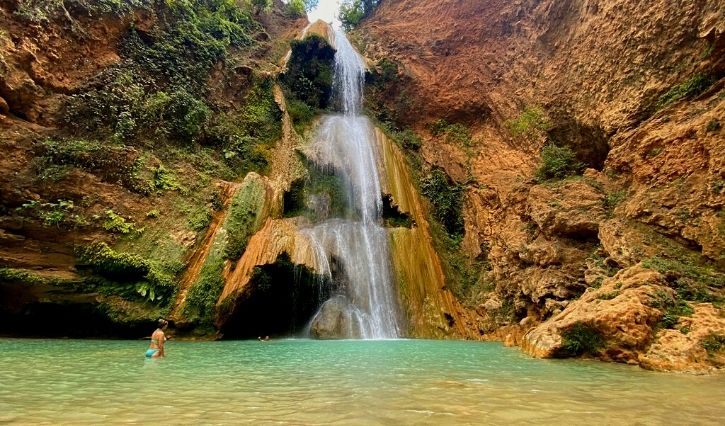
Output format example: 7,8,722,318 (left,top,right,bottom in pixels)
76,242,175,304
559,323,605,356
507,106,550,138
430,120,472,146
103,209,141,235
702,333,725,354
535,144,585,182
339,0,379,30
